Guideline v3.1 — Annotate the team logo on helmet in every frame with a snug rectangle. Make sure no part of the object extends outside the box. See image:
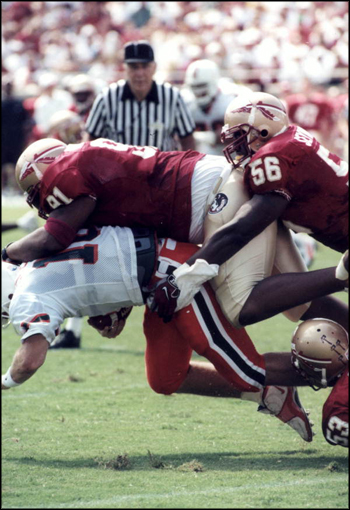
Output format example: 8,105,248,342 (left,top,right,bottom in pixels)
230,102,285,122
19,150,61,182
208,193,229,214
